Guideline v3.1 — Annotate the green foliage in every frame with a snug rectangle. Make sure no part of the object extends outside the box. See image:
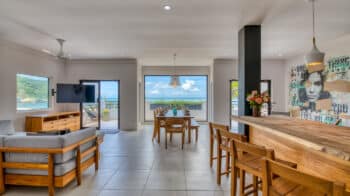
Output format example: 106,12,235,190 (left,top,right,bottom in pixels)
231,81,239,98
150,100,203,106
16,75,49,103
